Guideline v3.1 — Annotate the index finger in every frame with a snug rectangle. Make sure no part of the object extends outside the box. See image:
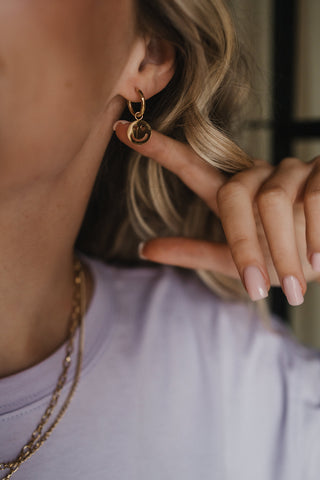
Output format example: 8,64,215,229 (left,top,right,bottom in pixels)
113,120,226,215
